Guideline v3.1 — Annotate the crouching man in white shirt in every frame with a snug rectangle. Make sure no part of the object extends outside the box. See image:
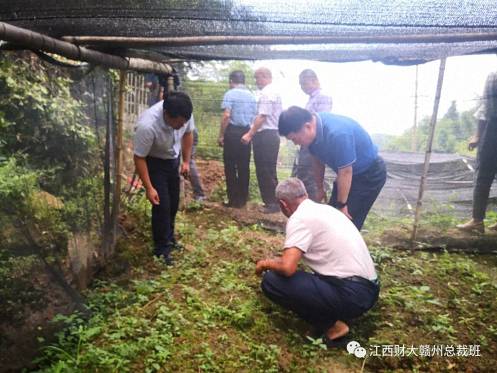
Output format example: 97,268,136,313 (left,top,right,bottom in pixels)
255,178,379,347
